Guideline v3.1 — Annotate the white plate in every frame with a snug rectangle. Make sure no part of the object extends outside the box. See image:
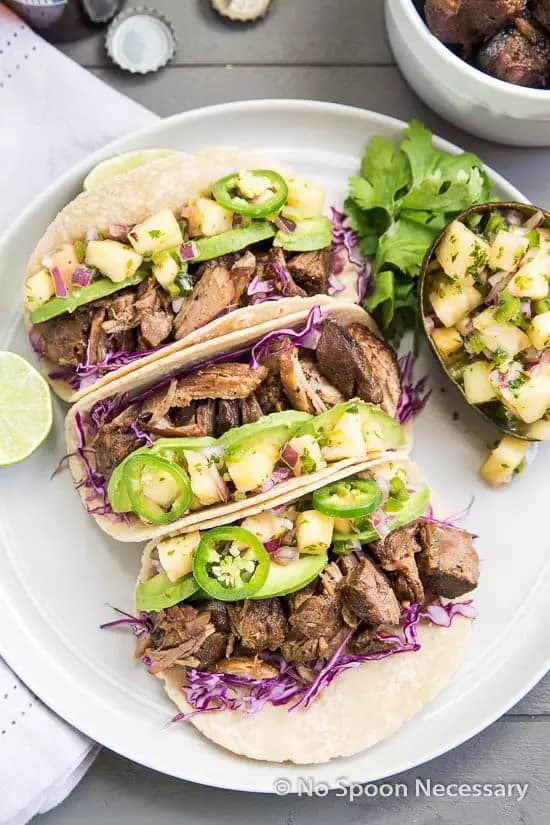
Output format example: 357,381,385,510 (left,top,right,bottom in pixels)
0,101,548,792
